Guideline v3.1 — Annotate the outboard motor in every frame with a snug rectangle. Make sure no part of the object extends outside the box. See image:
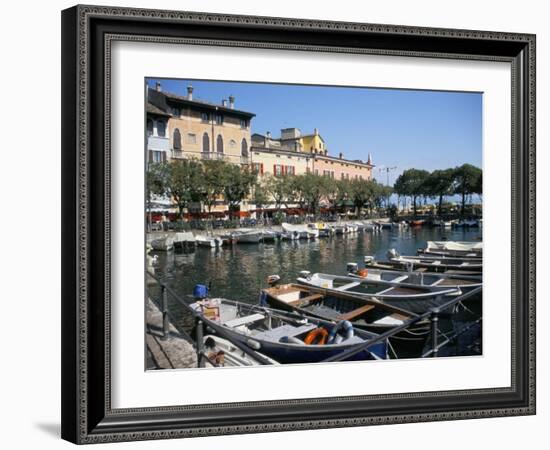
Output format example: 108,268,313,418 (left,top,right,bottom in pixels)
193,284,209,300
299,270,311,279
364,255,375,265
267,274,281,287
387,248,400,259
346,262,359,274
